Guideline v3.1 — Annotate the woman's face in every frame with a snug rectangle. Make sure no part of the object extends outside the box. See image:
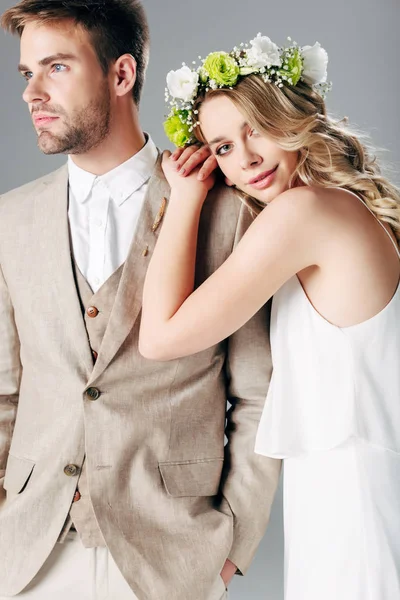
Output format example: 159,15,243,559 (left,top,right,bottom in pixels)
199,94,299,204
